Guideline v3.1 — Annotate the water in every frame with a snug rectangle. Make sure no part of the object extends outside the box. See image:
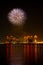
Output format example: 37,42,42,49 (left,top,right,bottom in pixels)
0,43,43,65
